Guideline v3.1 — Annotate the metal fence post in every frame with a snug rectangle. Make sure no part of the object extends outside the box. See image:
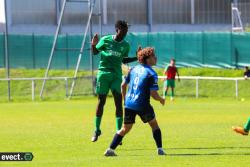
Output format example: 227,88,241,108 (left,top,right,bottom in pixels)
191,0,195,24
202,31,205,65
235,79,238,98
31,79,35,101
32,33,36,69
65,77,68,98
196,78,199,98
66,33,69,70
174,31,176,59
147,0,153,32
4,0,11,101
